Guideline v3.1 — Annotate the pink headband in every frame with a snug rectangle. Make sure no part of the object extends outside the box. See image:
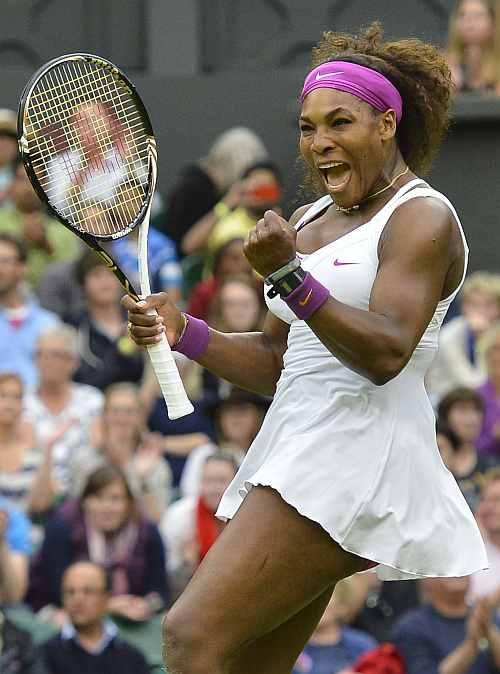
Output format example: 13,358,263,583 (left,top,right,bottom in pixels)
300,61,403,124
